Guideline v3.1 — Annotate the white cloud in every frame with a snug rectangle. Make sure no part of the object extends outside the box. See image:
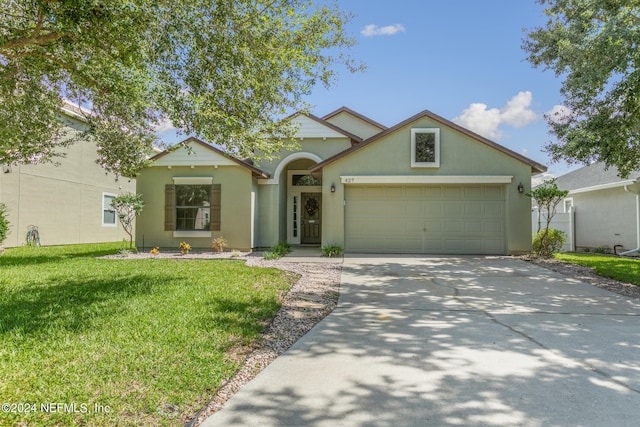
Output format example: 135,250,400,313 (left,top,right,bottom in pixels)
361,24,406,37
531,172,556,188
453,103,503,139
154,117,177,133
453,91,538,140
546,104,572,124
500,91,538,127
